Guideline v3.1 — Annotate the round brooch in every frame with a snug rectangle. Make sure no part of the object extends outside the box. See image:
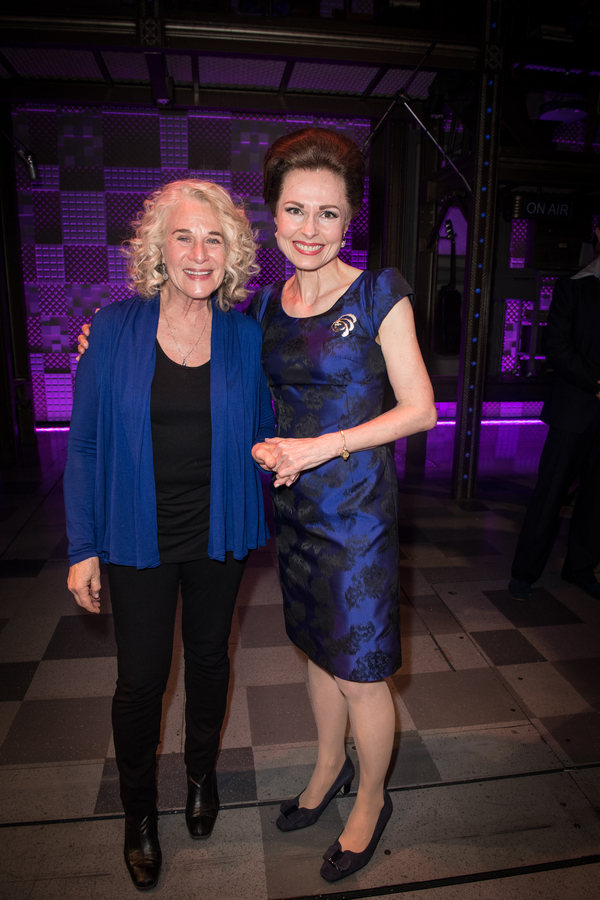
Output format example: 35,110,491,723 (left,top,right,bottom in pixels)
331,314,357,337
